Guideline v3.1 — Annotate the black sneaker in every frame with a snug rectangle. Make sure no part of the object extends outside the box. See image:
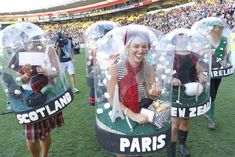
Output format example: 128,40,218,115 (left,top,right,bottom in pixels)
179,144,190,157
